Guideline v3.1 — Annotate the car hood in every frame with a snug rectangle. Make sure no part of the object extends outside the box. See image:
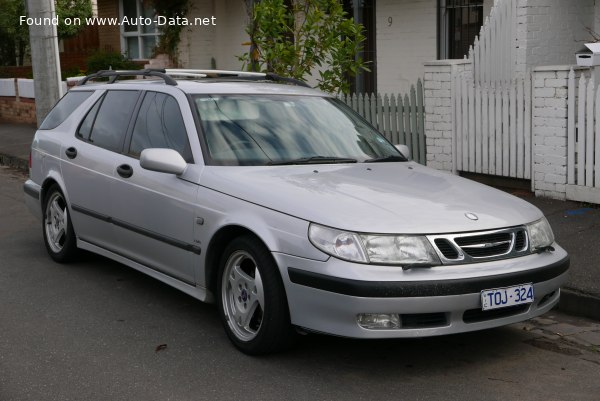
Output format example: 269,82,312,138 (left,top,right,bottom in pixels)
200,162,543,234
